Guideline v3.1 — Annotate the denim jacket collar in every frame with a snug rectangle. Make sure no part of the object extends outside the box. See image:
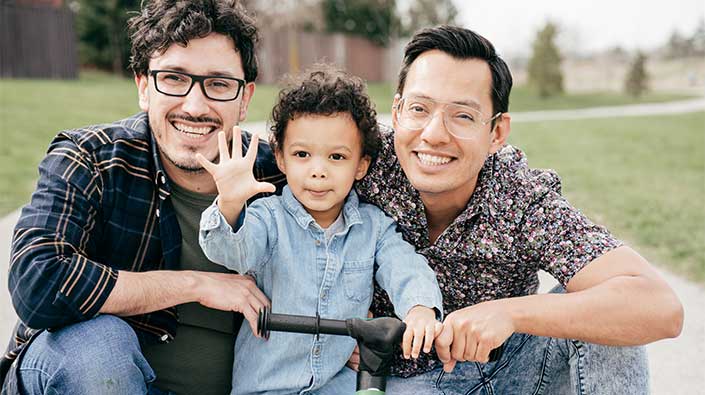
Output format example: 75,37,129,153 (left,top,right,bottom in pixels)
281,185,363,232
